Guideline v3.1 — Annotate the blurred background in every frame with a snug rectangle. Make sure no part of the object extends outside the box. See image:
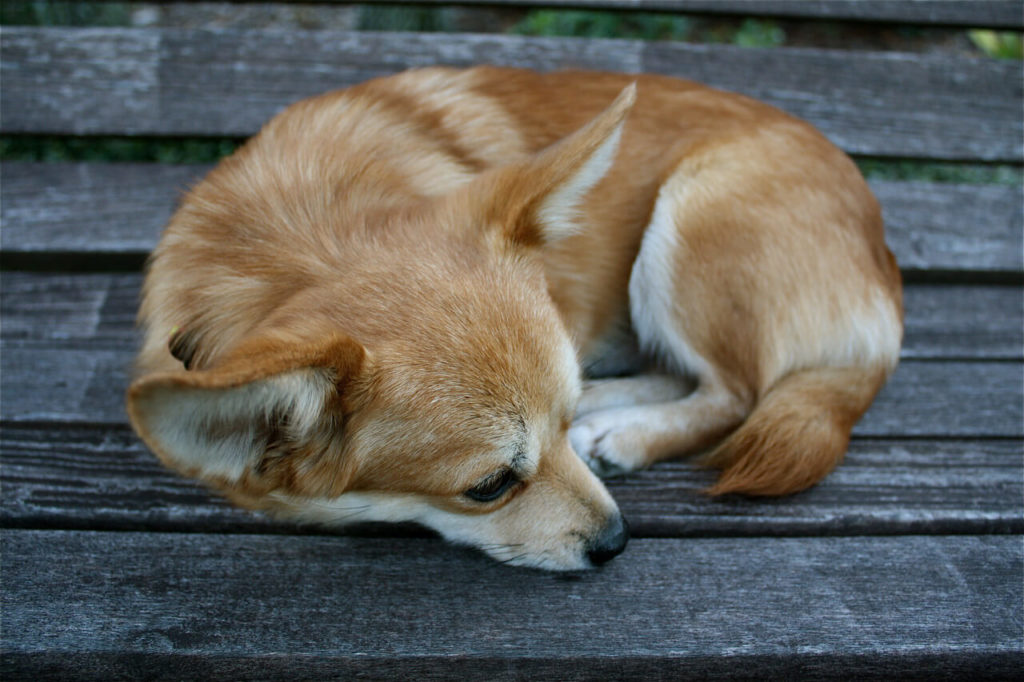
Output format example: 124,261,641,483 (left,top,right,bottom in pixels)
2,1,1021,185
